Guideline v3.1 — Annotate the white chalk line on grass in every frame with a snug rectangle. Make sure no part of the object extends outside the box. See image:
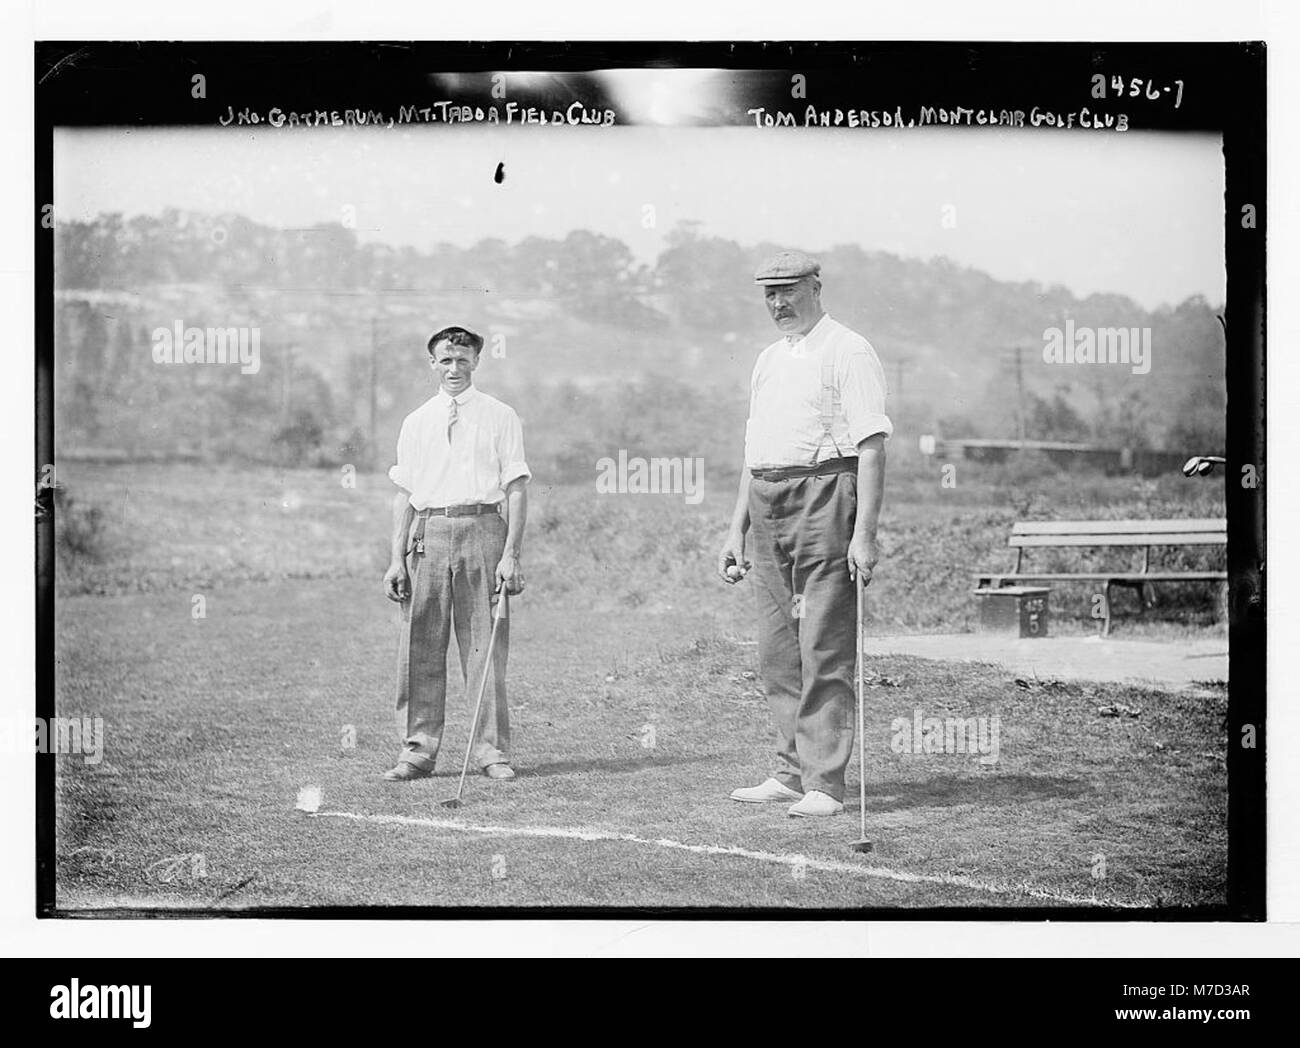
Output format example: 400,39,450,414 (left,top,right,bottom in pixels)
308,809,1142,908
